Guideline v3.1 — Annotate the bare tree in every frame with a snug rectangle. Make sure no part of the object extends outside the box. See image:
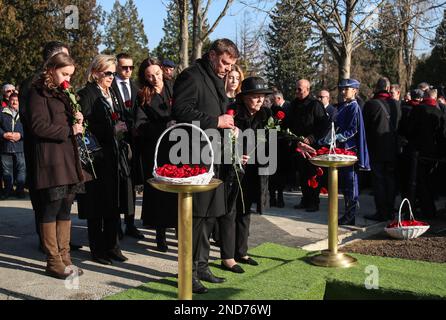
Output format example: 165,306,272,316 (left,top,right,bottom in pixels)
293,0,388,81
190,0,234,61
177,0,189,71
